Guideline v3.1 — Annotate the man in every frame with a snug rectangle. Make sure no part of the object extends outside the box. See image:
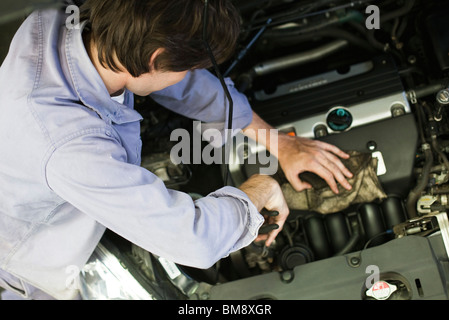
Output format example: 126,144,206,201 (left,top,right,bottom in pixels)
0,0,352,299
